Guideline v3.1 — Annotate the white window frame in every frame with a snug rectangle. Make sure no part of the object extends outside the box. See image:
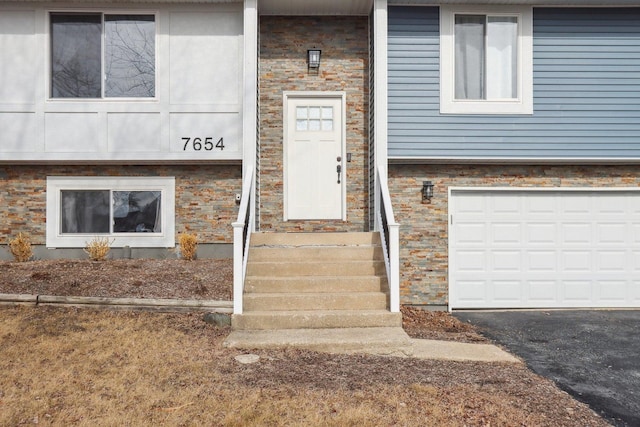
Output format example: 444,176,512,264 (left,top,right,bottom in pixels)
47,10,158,101
440,5,533,115
46,176,175,248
